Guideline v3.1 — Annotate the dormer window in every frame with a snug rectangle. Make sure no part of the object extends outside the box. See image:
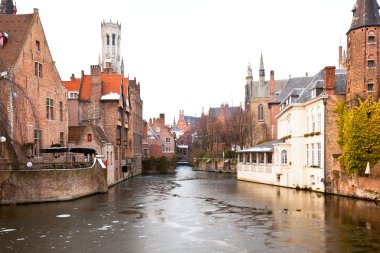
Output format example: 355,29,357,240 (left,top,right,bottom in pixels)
35,40,40,51
368,31,375,44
